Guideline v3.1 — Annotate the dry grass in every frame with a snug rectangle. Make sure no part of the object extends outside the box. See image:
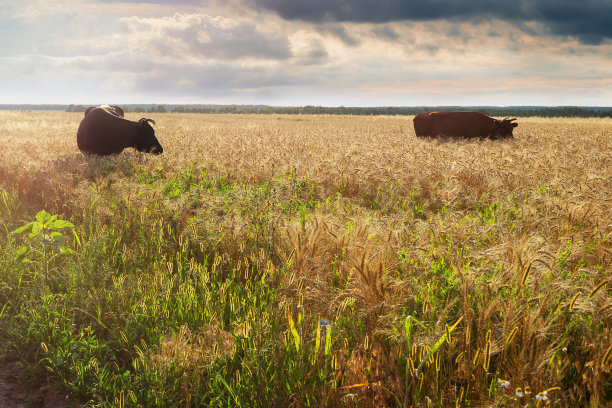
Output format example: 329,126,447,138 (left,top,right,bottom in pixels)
2,112,610,215
0,111,610,406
